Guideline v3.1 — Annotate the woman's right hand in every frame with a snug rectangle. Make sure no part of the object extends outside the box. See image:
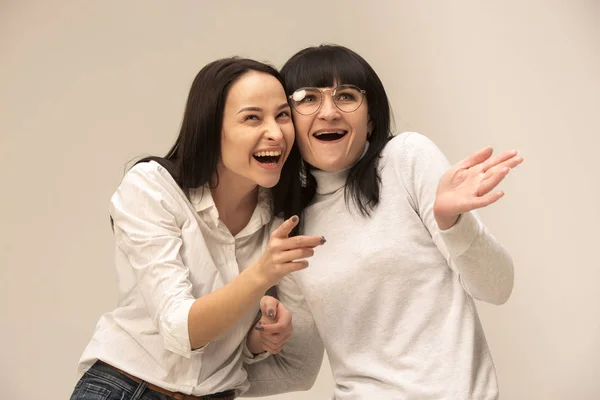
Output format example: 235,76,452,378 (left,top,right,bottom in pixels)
251,216,325,287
